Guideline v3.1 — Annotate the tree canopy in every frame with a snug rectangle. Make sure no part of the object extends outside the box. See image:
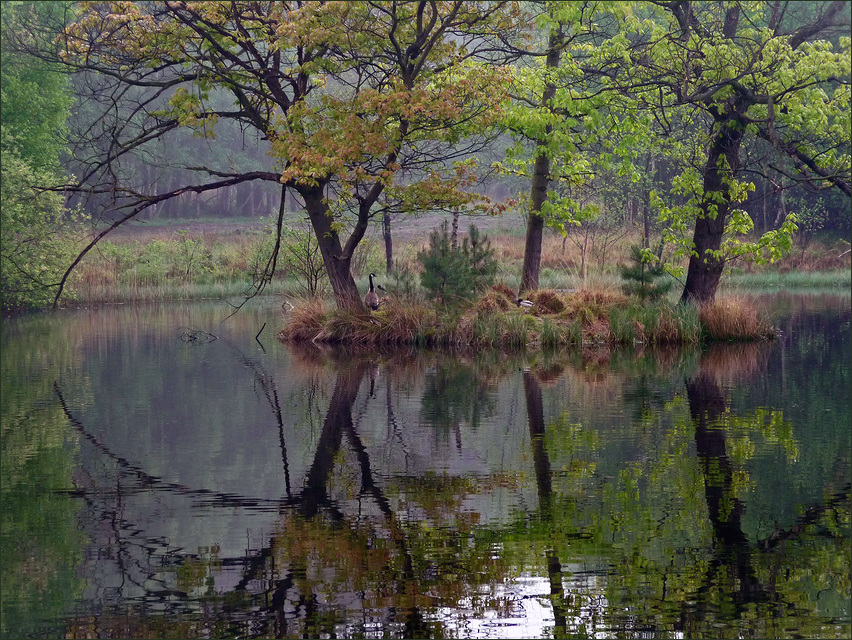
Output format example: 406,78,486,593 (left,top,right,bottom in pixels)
603,0,850,301
502,0,850,302
41,0,519,308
